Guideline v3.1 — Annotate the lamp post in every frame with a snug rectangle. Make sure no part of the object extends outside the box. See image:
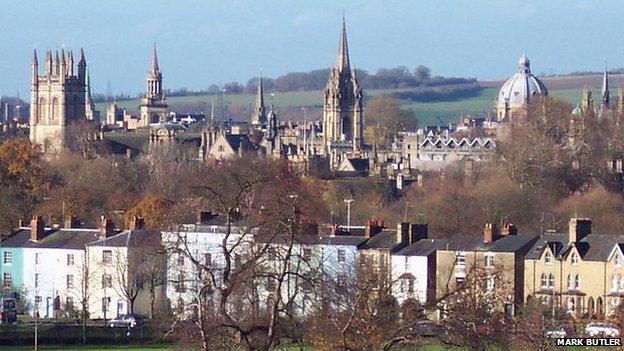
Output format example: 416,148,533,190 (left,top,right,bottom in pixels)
344,199,354,229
